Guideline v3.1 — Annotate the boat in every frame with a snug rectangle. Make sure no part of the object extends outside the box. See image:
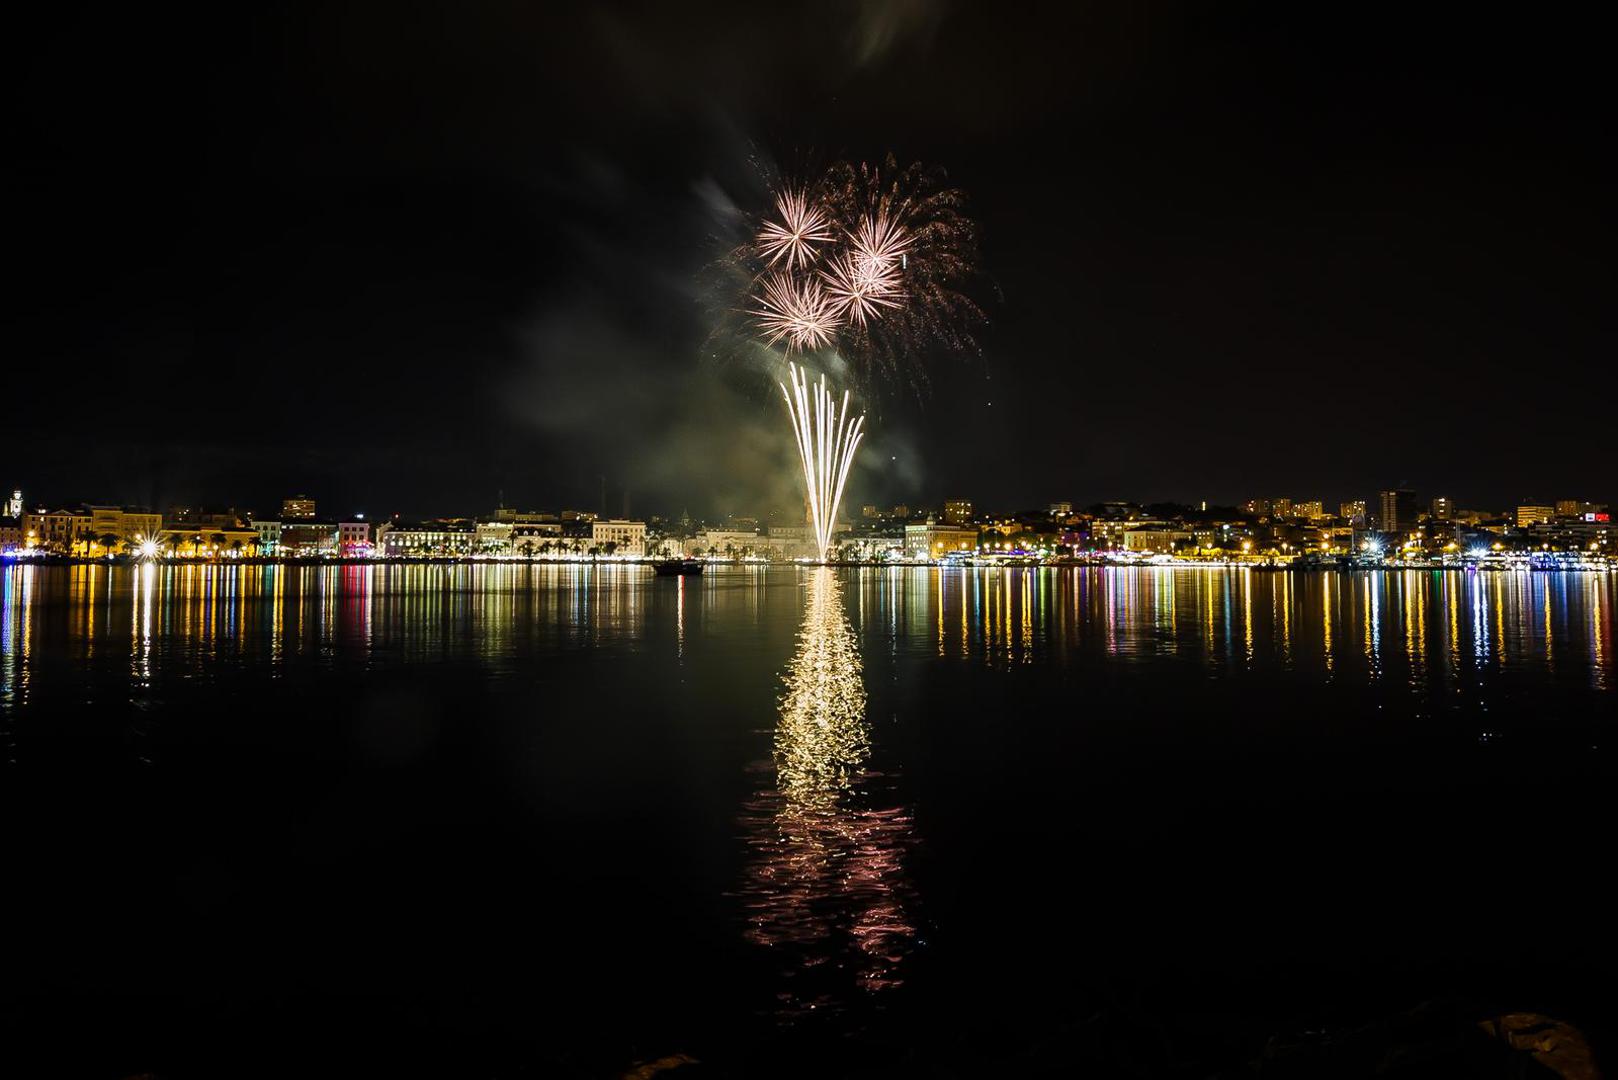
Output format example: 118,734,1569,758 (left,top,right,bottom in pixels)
653,559,704,576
